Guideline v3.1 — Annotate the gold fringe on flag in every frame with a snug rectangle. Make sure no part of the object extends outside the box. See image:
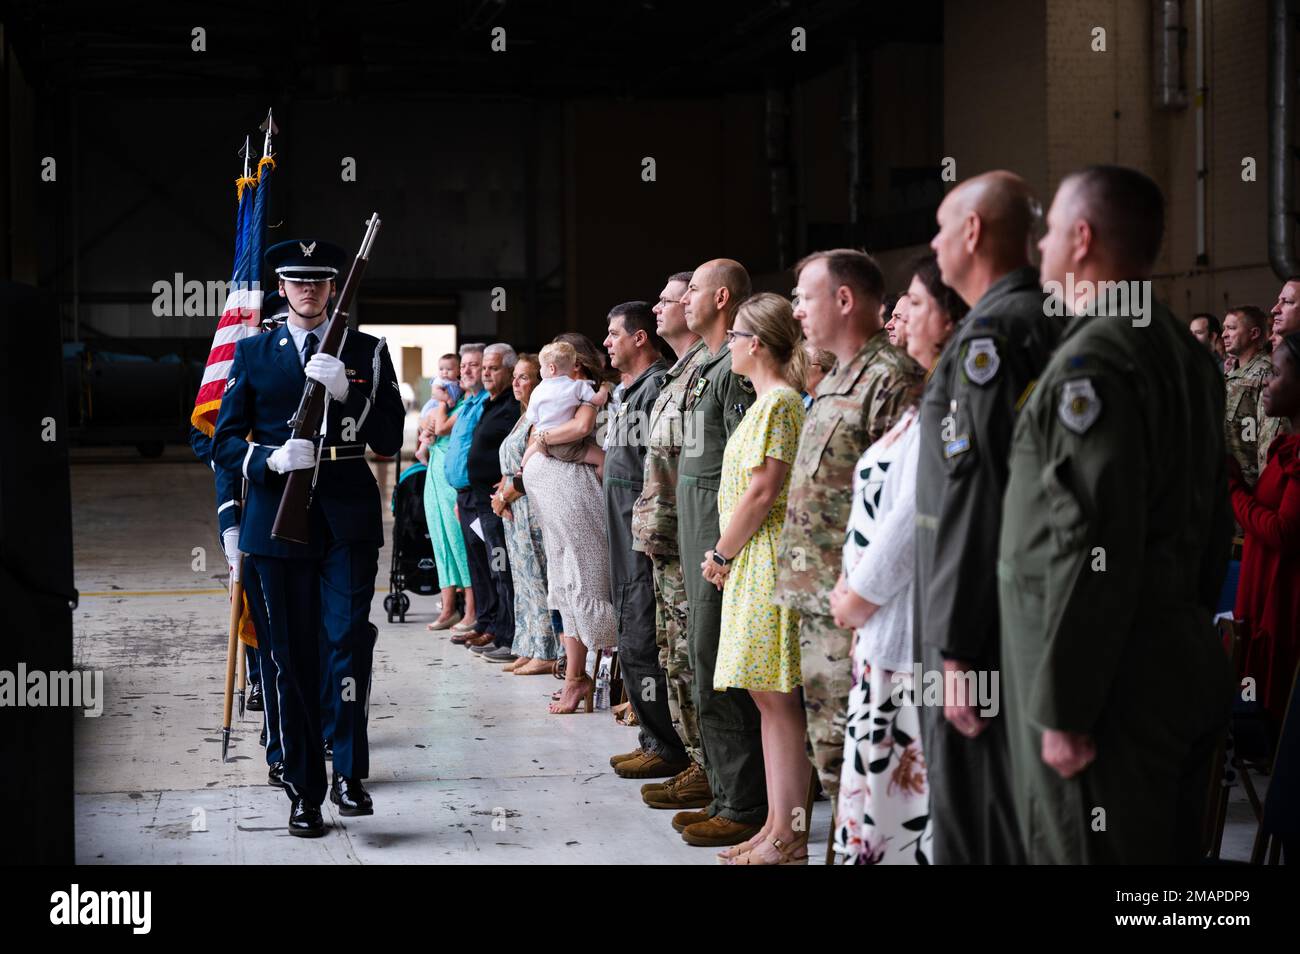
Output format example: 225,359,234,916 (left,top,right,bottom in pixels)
238,591,258,649
256,154,276,181
235,175,257,203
